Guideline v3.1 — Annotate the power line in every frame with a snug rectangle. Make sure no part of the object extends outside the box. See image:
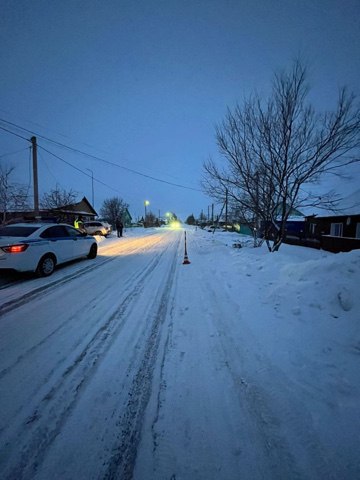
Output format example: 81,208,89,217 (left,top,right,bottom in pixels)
0,147,29,159
0,125,29,142
0,118,202,192
0,123,153,199
38,145,124,195
38,149,60,184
